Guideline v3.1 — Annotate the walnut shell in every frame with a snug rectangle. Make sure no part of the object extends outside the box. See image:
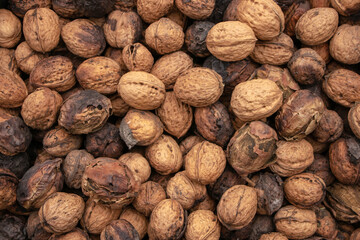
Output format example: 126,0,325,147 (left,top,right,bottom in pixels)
110,95,130,117
122,43,154,72
284,0,311,37
175,0,215,20
185,210,221,240
0,168,18,210
179,135,204,156
145,17,185,55
151,51,193,90
185,21,214,58
49,228,90,240
305,154,335,186
275,205,317,239
174,67,224,107
166,5,187,28
312,109,343,143
315,206,337,239
26,211,52,240
331,0,360,16
105,47,127,72
0,213,27,239
349,103,360,139
0,152,30,179
0,48,20,75
76,0,115,18
206,21,256,62
184,141,226,185
0,69,28,108
15,41,47,74
103,10,142,49
61,19,106,58
119,207,148,240
217,185,257,230
307,42,332,64
118,152,151,184
117,71,165,110
190,193,216,212
260,232,288,240
0,9,22,48
137,0,173,23
114,0,136,11
52,0,82,18
9,0,52,18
